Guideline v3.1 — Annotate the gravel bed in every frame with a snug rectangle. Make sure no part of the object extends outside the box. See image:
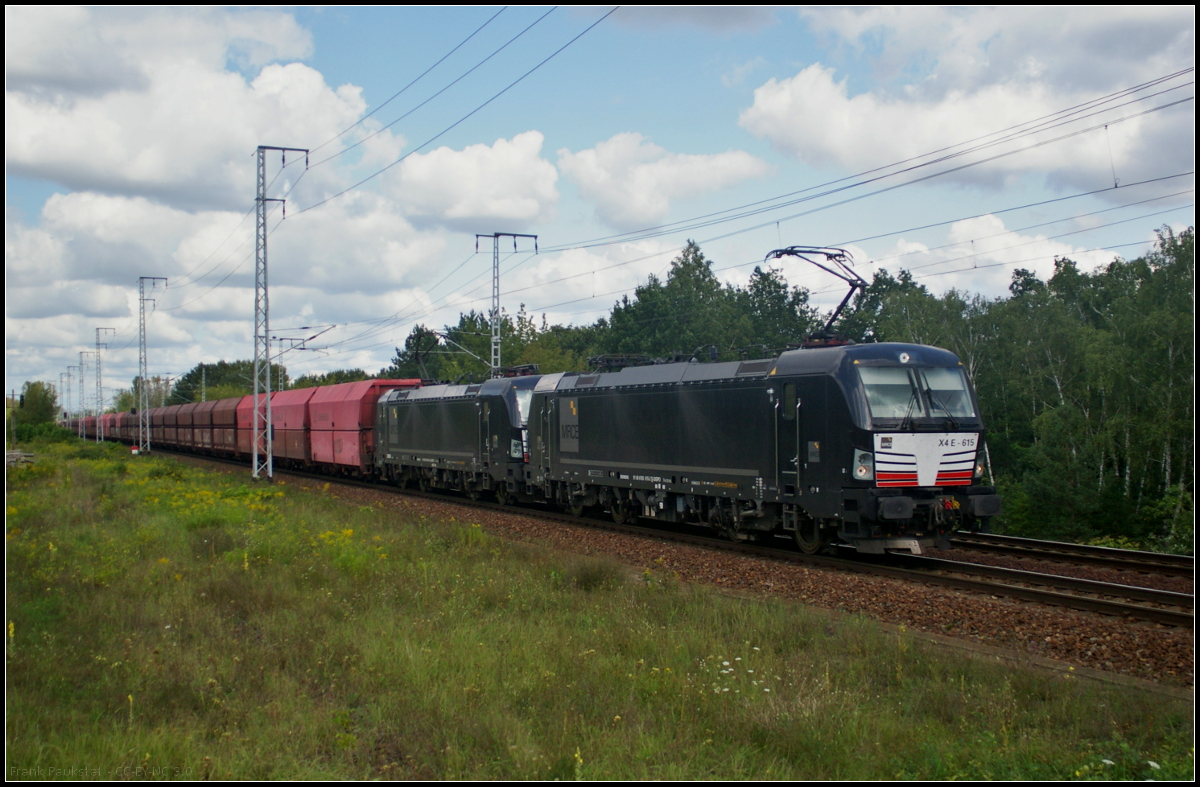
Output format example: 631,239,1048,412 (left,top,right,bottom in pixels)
175,458,1195,686
937,547,1194,595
